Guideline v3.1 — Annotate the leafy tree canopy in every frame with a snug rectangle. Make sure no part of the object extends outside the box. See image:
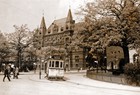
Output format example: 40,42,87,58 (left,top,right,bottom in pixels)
75,0,140,53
